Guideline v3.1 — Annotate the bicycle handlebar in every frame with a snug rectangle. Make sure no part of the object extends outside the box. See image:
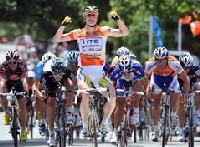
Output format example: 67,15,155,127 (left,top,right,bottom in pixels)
116,89,145,96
